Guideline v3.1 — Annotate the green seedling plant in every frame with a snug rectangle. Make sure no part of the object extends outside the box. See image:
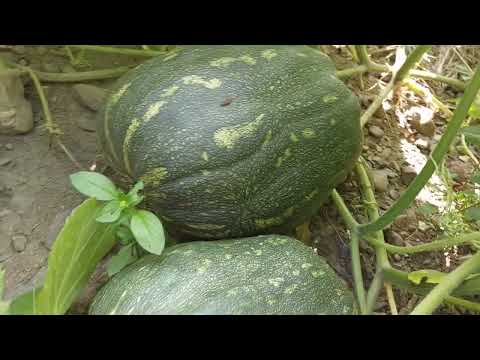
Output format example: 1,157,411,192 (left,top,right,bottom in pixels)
70,171,166,276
